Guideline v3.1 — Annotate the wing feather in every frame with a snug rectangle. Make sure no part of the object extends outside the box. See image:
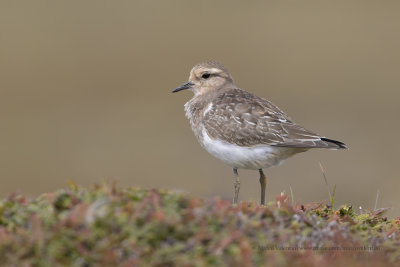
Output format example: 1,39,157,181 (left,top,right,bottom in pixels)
203,88,345,149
